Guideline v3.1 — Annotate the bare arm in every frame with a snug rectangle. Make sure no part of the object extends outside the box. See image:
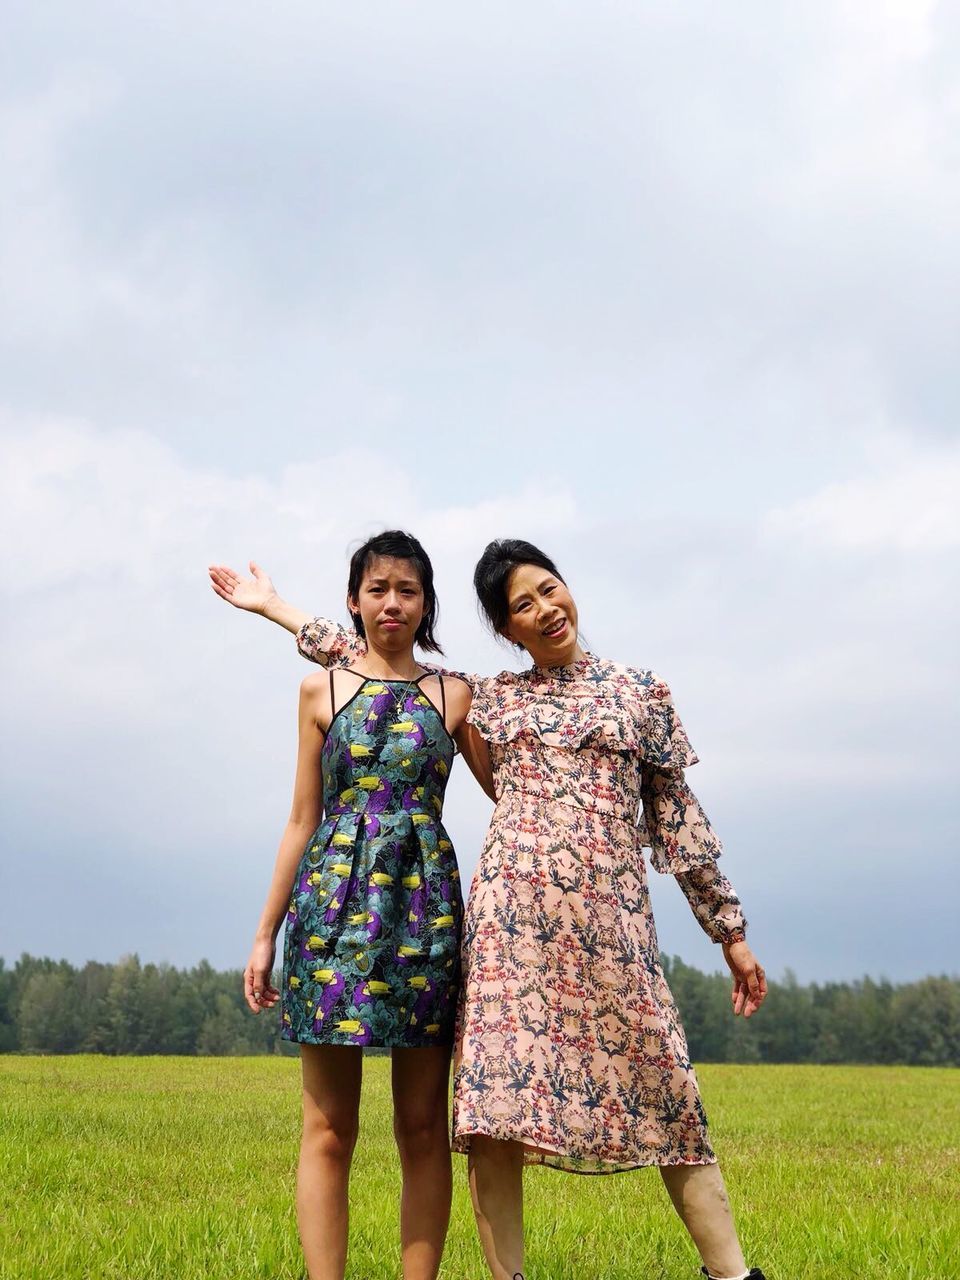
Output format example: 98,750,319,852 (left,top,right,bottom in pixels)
208,560,367,666
455,721,496,803
417,674,496,803
209,561,310,634
243,673,329,1013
